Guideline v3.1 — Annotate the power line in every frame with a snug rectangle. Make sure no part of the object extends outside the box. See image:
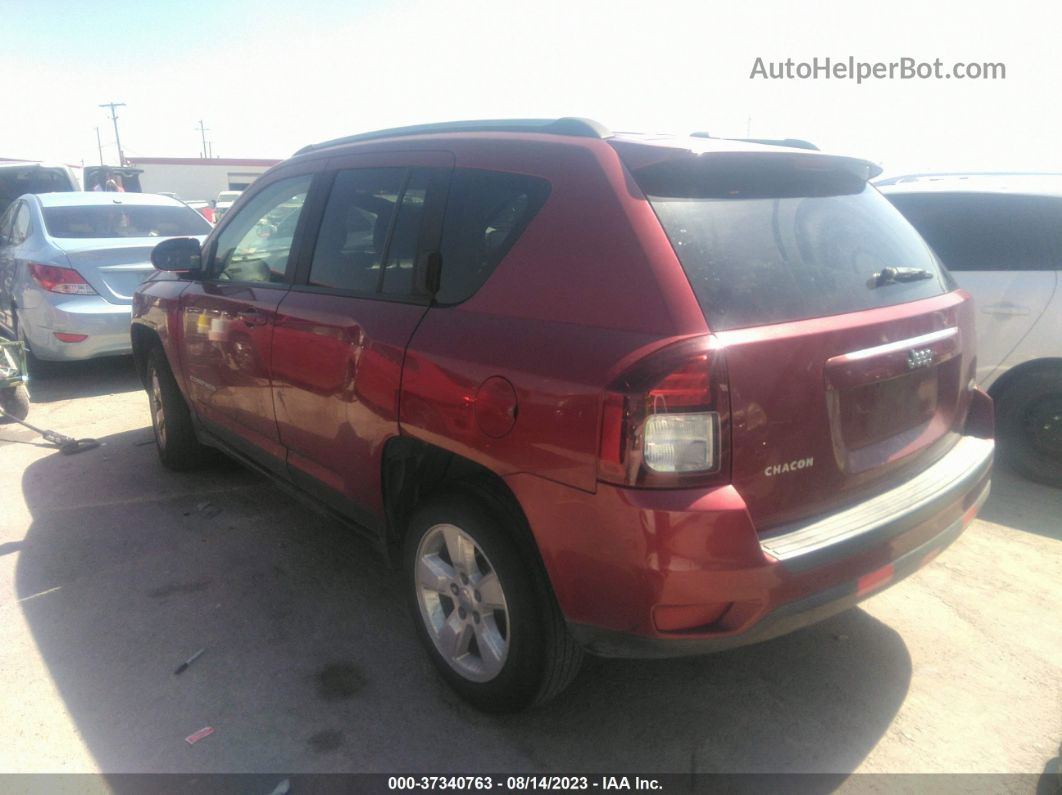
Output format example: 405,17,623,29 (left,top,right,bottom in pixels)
99,102,127,165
